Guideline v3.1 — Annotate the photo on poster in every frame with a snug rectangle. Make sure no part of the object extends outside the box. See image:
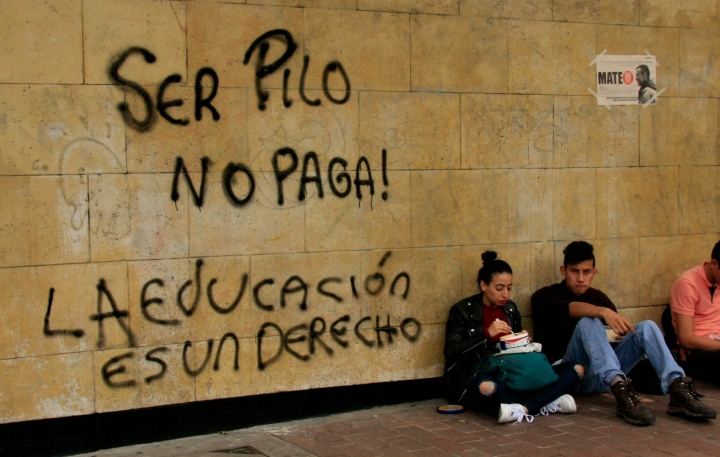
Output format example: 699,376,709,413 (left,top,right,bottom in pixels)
595,55,657,106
